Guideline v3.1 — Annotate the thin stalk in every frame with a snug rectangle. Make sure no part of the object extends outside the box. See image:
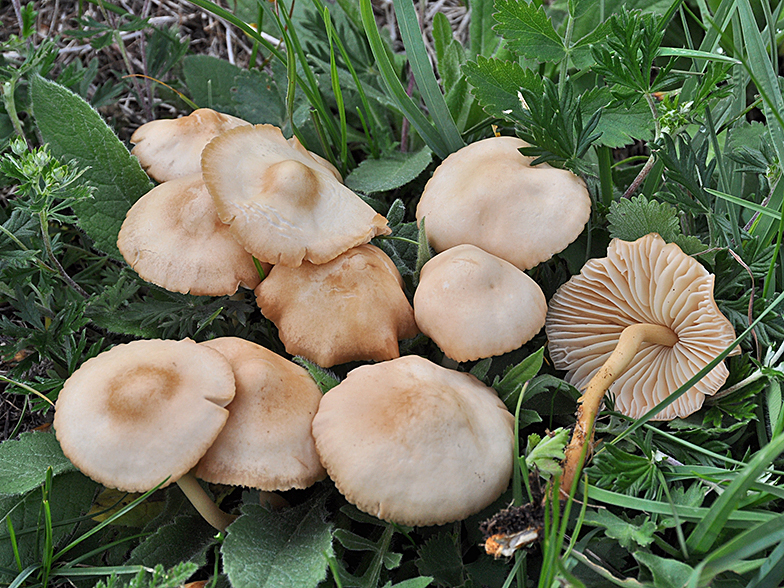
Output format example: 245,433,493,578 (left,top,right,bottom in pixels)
176,472,236,532
0,375,55,407
2,80,26,141
558,11,575,97
596,144,614,207
38,212,88,298
622,93,660,199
